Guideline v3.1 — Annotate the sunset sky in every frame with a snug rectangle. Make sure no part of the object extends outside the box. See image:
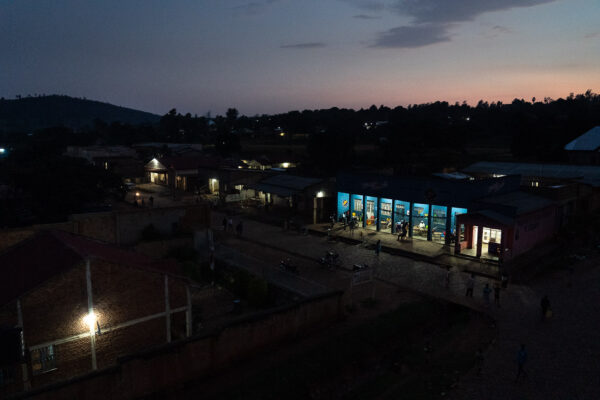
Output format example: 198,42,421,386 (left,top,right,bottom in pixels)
1,0,599,116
